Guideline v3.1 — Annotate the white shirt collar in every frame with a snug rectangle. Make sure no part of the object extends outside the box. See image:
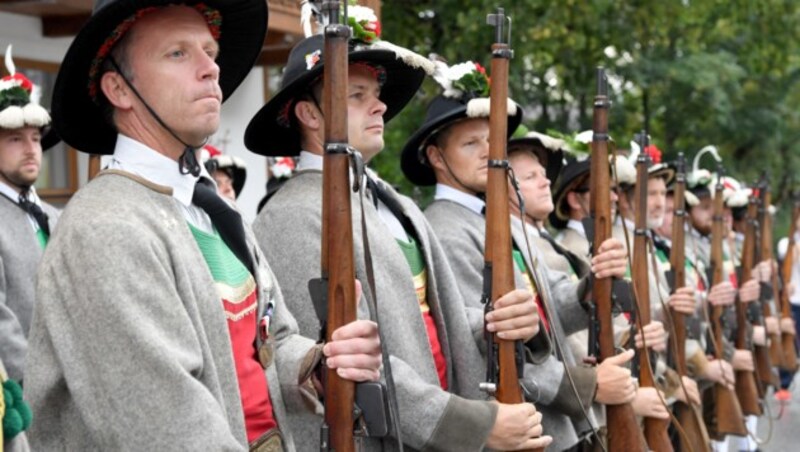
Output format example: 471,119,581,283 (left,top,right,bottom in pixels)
566,219,586,238
108,134,207,207
296,150,323,172
434,183,484,216
0,181,41,205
